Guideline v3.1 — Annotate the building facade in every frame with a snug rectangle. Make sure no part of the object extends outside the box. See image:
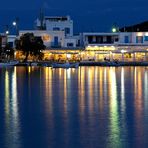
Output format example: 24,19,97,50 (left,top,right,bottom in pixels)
14,15,148,62
19,30,65,48
80,32,148,62
36,16,73,37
